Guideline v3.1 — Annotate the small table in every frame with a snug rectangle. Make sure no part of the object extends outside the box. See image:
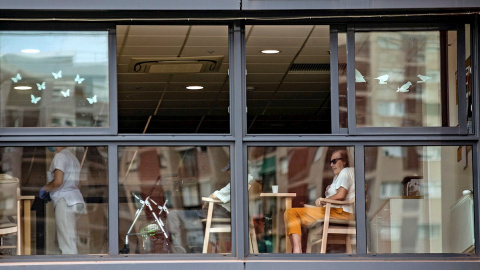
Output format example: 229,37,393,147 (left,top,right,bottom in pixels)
260,193,296,253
